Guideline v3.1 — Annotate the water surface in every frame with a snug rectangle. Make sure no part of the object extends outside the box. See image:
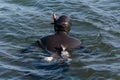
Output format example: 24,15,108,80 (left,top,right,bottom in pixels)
0,0,120,80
